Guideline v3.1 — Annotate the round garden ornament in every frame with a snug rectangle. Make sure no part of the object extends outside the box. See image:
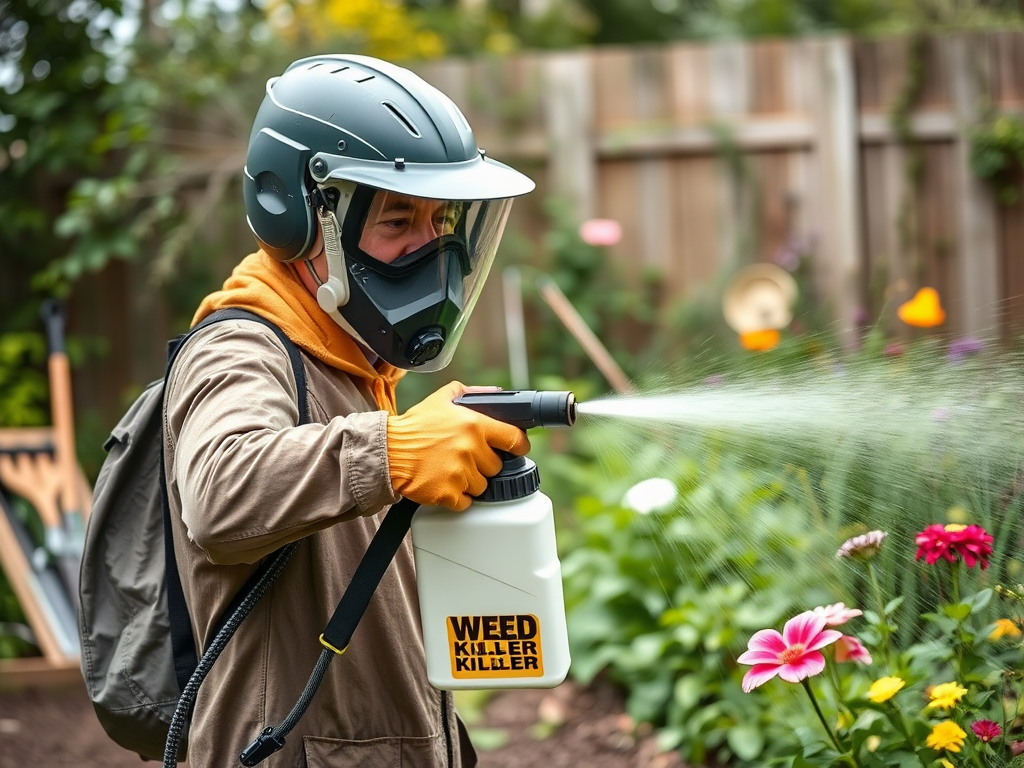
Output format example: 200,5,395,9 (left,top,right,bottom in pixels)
723,263,797,351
